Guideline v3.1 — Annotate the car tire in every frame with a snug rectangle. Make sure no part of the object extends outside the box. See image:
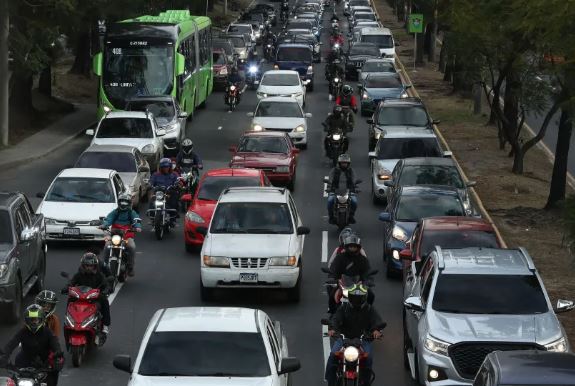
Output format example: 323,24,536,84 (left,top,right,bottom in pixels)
2,276,22,324
403,315,411,370
287,271,301,303
185,243,199,254
32,252,46,293
287,172,296,191
200,279,214,302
